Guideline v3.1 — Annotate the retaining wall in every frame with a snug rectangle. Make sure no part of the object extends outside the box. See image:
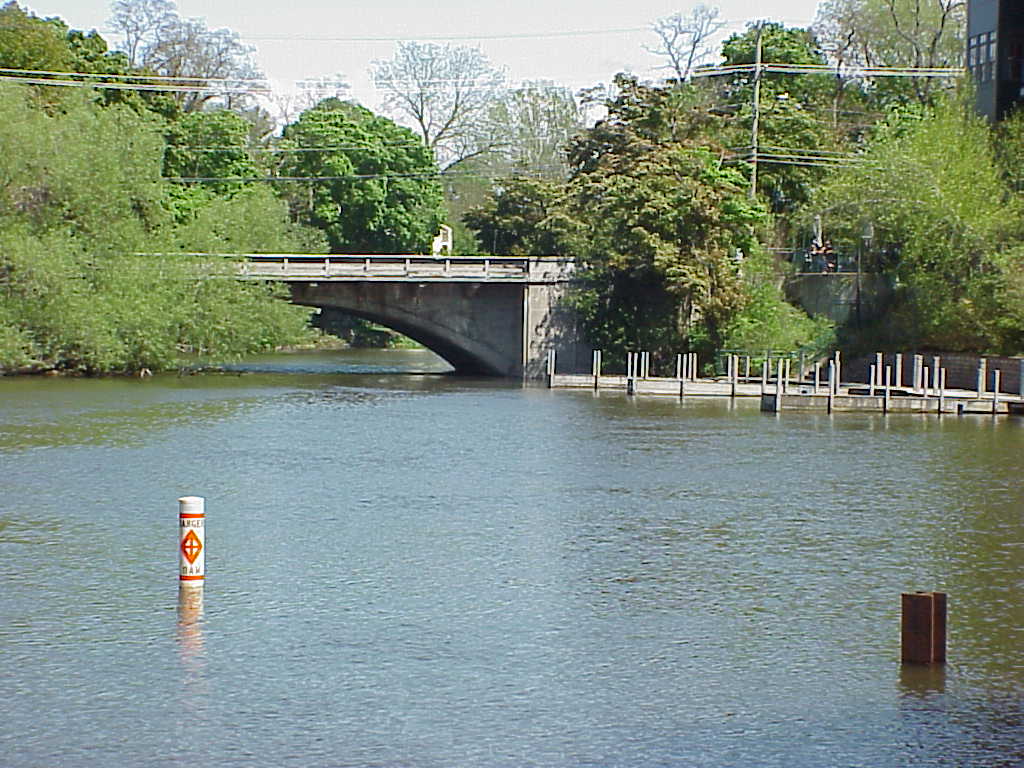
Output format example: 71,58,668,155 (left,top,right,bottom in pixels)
844,352,1024,394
